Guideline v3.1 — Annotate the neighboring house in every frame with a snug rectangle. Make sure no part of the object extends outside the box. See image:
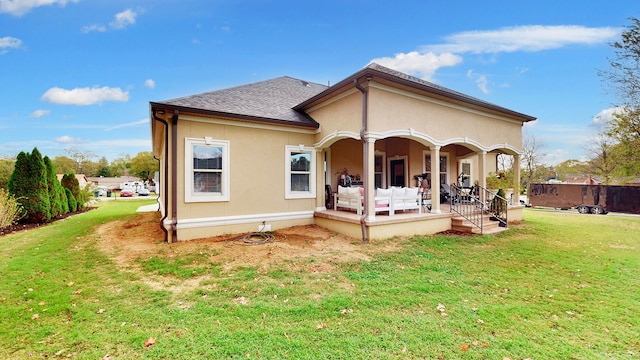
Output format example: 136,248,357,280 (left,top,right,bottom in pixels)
150,63,536,243
86,176,143,191
564,174,602,185
57,174,89,190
